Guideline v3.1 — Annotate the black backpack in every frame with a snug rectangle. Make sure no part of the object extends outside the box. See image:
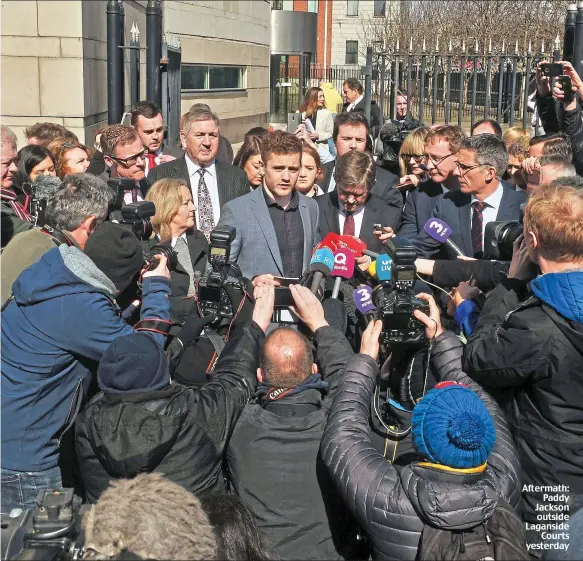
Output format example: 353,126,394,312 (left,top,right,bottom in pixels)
416,500,529,561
